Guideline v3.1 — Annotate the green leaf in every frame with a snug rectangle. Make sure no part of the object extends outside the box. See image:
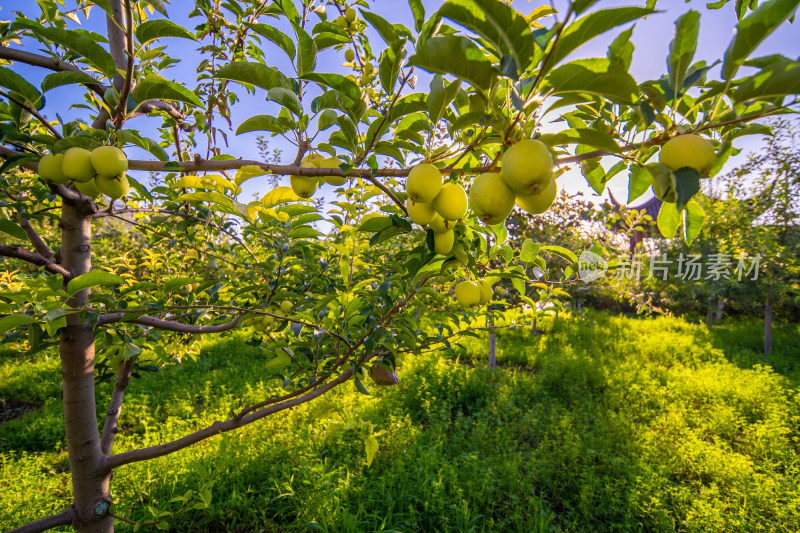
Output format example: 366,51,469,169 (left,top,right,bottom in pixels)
0,66,42,106
215,62,292,92
364,434,379,466
379,38,407,95
581,157,607,195
300,73,361,104
668,10,700,93
318,108,338,131
295,26,317,76
657,201,681,239
733,60,800,104
274,0,300,24
544,58,640,105
245,23,296,60
0,314,36,335
360,10,398,43
41,71,99,93
134,19,196,44
673,167,701,212
358,216,393,232
521,239,539,263
438,0,535,74
426,75,460,124
722,0,800,80
0,219,27,240
545,7,654,74
314,32,352,50
15,20,118,79
540,128,620,153
132,75,202,107
540,245,578,264
408,0,425,32
288,226,323,239
141,0,167,16
267,87,302,116
627,165,651,203
408,35,499,91
354,376,371,395
235,114,293,135
682,200,705,245
117,129,168,161
370,225,411,246
67,270,124,295
572,0,602,14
